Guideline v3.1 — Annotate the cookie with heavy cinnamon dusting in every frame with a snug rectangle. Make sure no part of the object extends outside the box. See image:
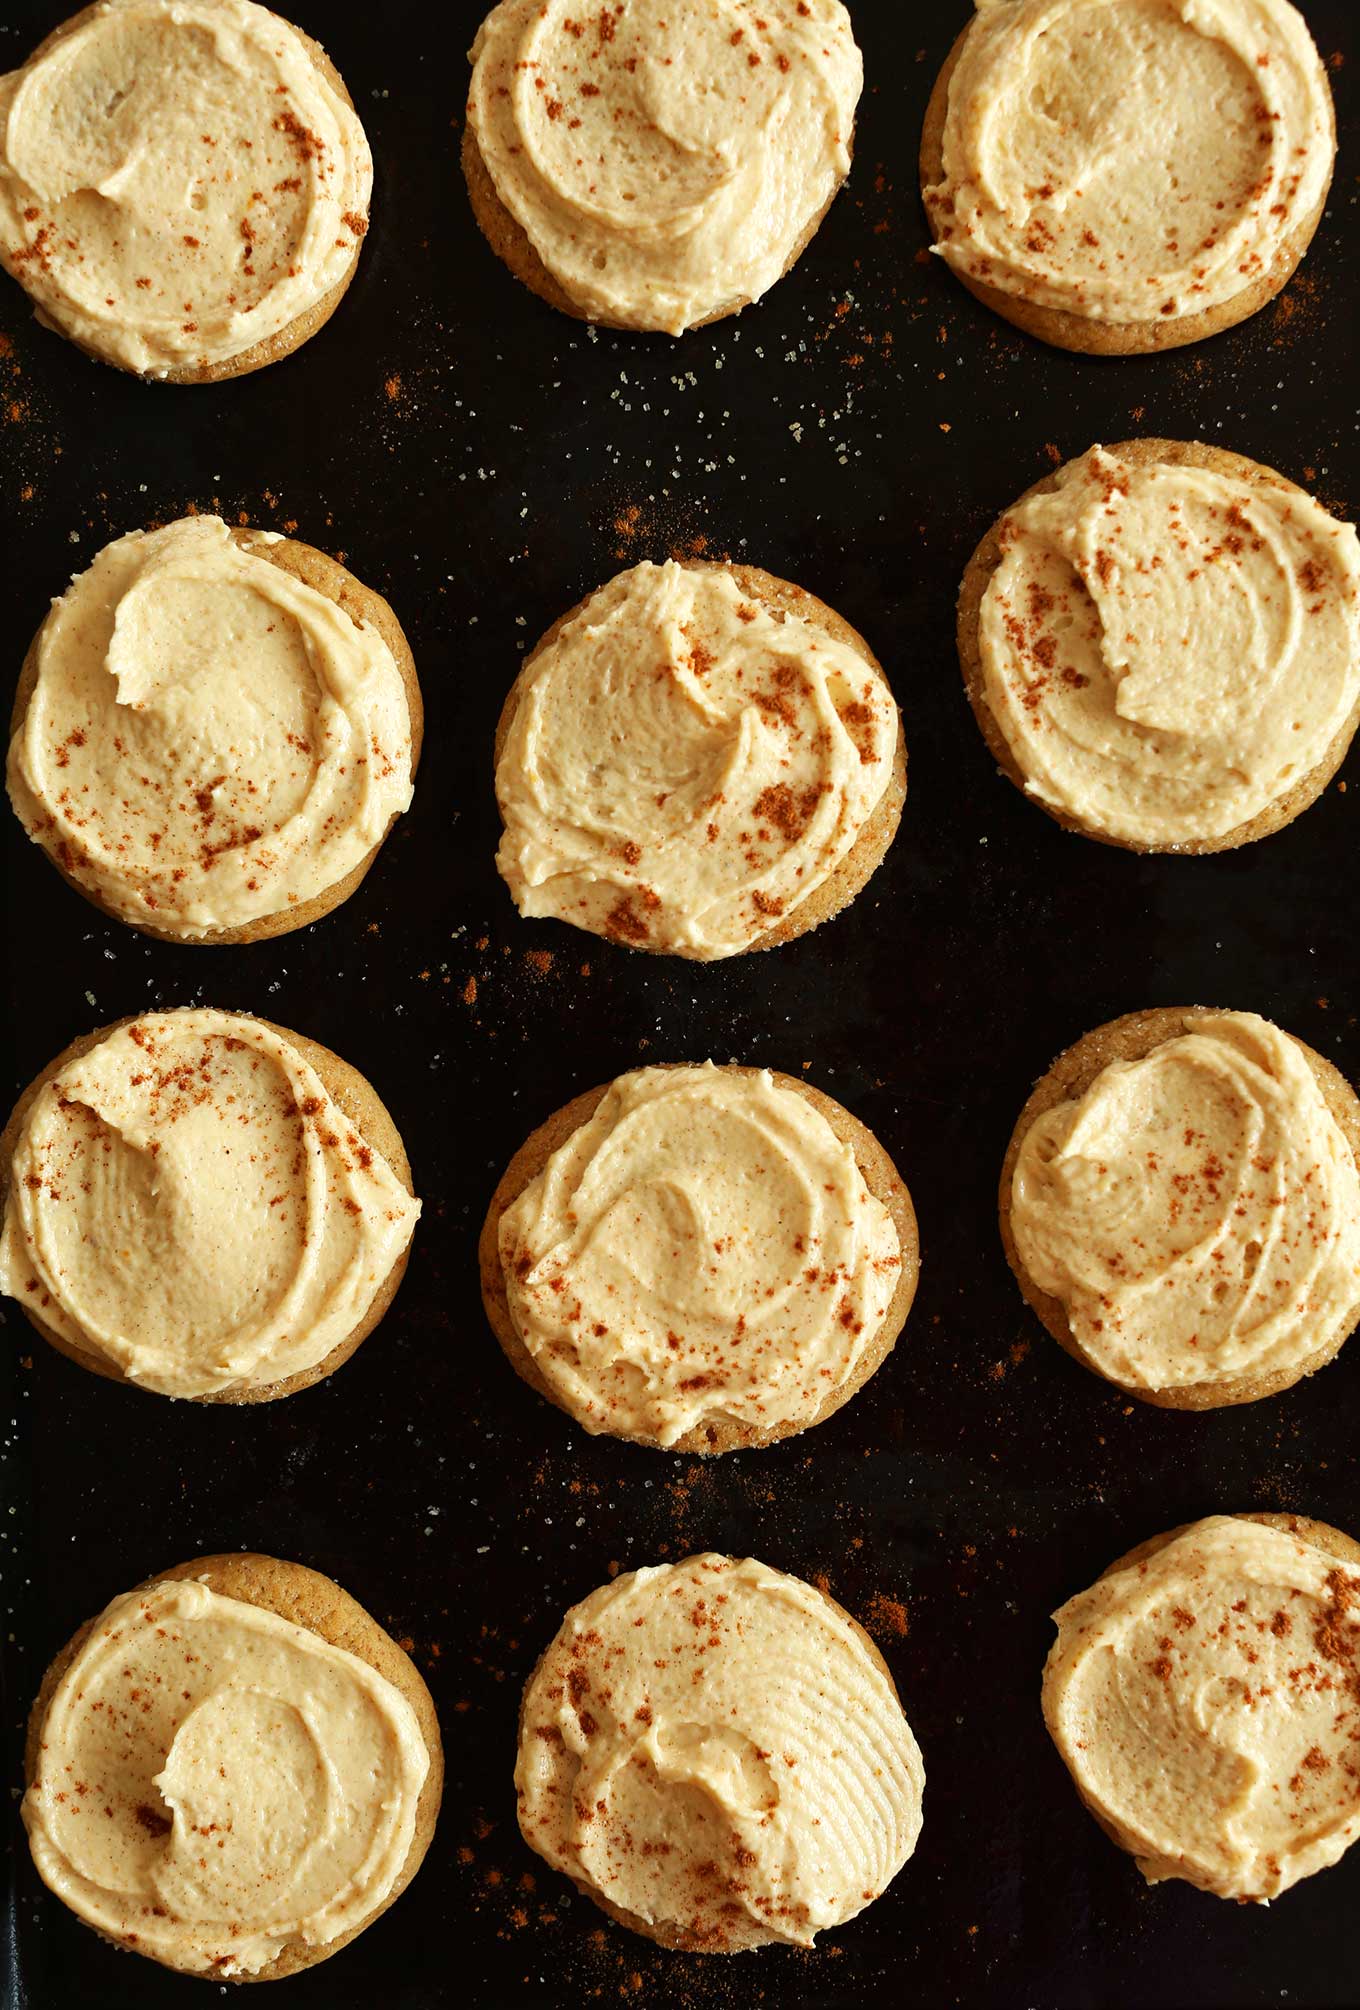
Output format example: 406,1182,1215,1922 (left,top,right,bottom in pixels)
516,1553,923,1950
494,560,905,958
463,0,861,333
1044,1514,1360,1902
